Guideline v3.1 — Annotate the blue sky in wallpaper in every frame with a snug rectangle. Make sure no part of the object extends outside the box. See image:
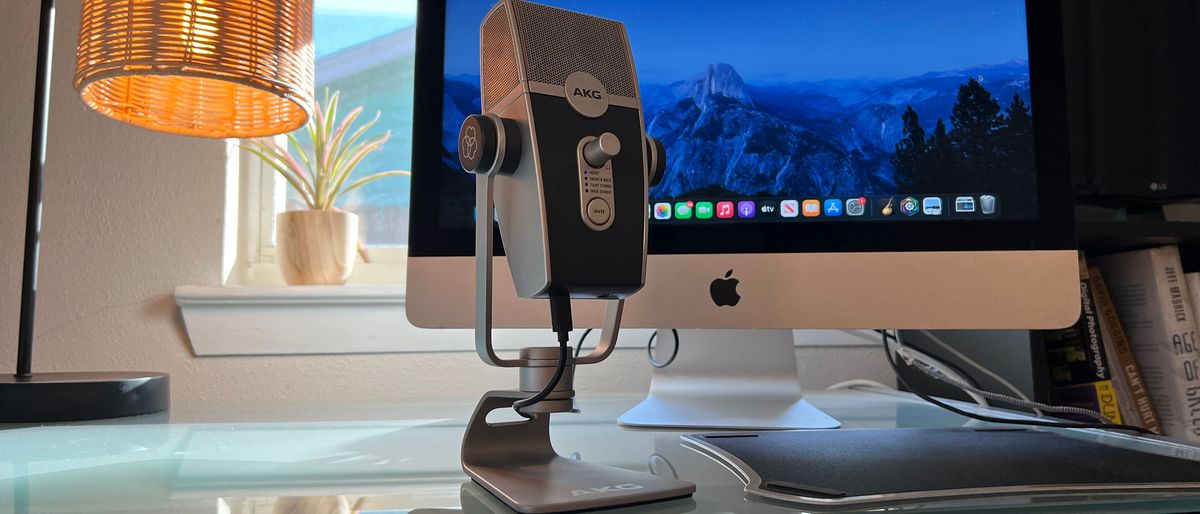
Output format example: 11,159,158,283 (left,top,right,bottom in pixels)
443,0,1029,83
